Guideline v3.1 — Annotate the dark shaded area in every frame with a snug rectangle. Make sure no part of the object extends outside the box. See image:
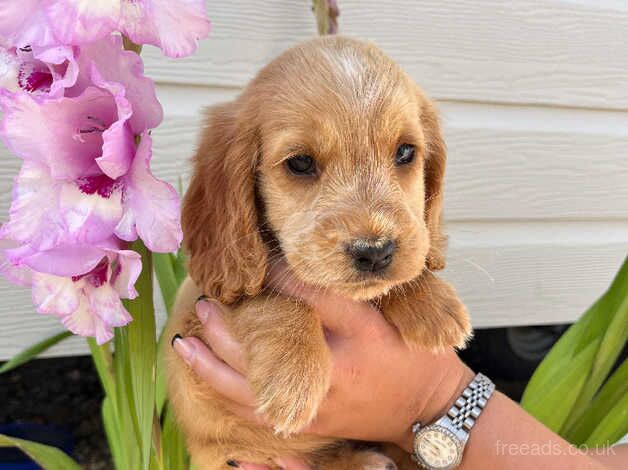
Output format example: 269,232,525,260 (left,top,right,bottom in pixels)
0,355,111,469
